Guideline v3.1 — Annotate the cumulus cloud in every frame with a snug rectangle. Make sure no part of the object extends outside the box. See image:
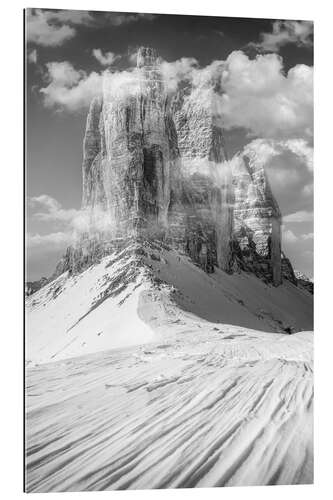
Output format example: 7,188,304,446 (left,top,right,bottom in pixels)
28,194,116,238
283,139,313,170
215,52,313,139
29,194,61,211
26,9,155,47
92,49,120,66
103,68,142,100
284,210,313,223
26,231,73,250
251,20,313,53
161,51,313,139
38,50,313,140
40,61,103,111
160,57,199,92
29,194,92,233
242,138,313,173
282,227,313,244
26,9,90,46
29,195,80,224
28,49,37,64
162,51,314,141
